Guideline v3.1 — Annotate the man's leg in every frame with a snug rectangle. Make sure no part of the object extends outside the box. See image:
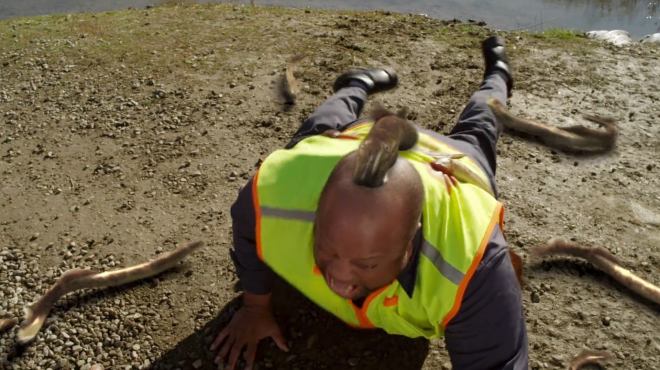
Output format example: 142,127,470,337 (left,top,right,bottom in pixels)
447,73,508,179
444,37,528,369
447,36,513,179
286,67,399,149
286,83,368,149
